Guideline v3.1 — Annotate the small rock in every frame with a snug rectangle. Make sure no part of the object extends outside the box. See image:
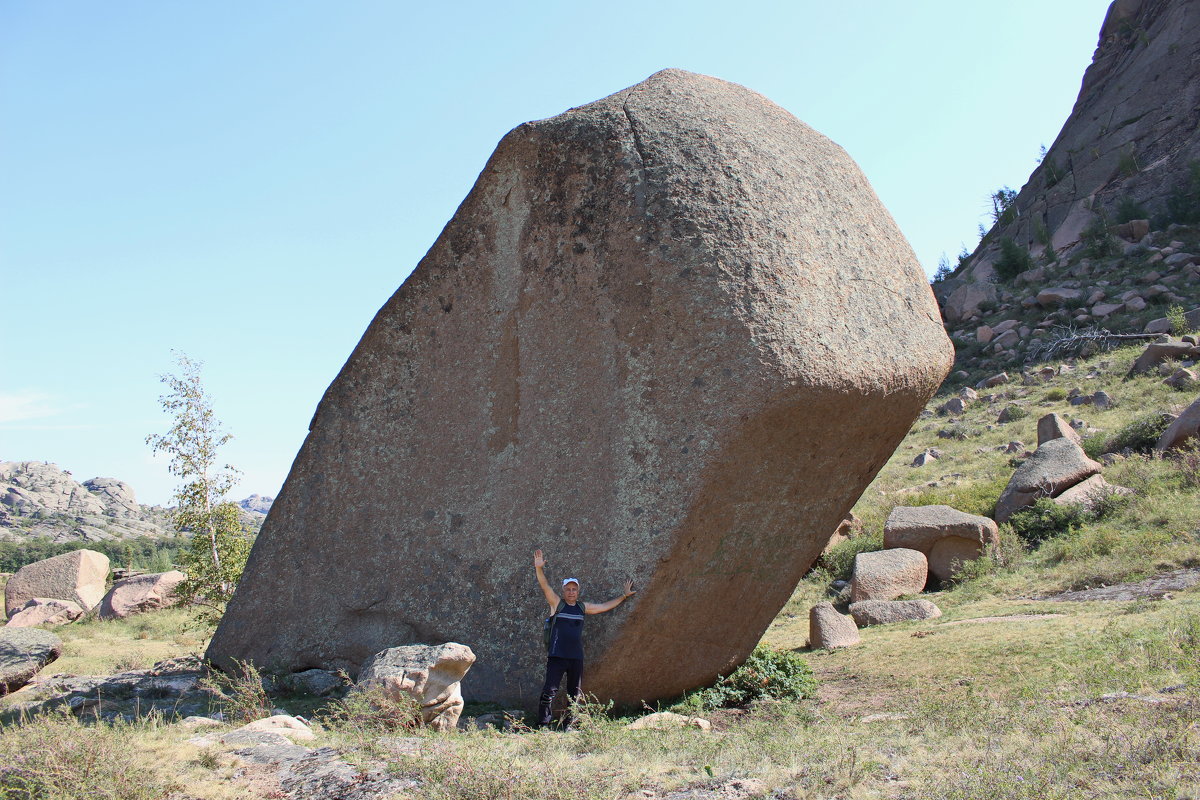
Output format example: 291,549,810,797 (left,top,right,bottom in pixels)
627,711,712,731
809,602,860,649
849,599,942,627
850,549,928,602
239,715,315,742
